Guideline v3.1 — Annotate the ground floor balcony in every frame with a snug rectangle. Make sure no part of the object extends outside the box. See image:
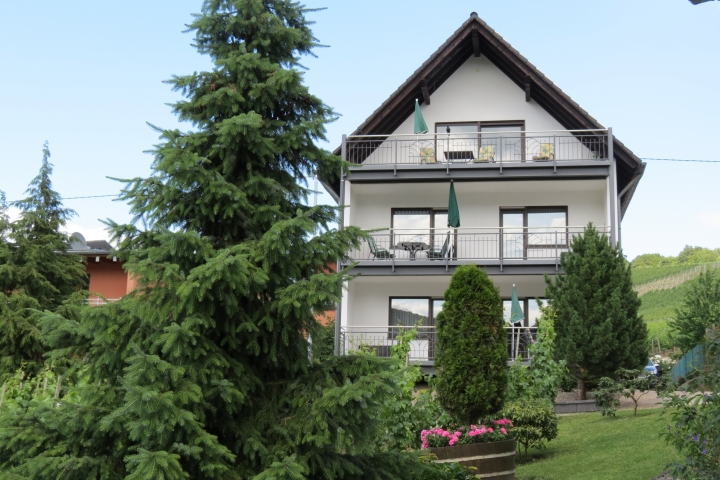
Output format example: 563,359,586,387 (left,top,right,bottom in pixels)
338,325,537,367
343,226,607,275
